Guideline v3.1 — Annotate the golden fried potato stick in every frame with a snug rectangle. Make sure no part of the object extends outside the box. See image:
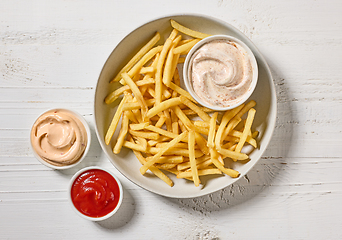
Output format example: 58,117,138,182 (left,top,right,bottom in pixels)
140,131,188,174
173,38,200,55
113,112,129,154
170,19,211,39
123,140,146,152
146,97,182,118
195,132,209,155
110,32,160,83
105,95,127,145
177,168,222,179
216,147,248,160
129,122,149,131
147,155,184,164
154,114,167,128
188,130,200,186
139,66,155,74
207,112,218,148
234,108,256,155
128,129,160,140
